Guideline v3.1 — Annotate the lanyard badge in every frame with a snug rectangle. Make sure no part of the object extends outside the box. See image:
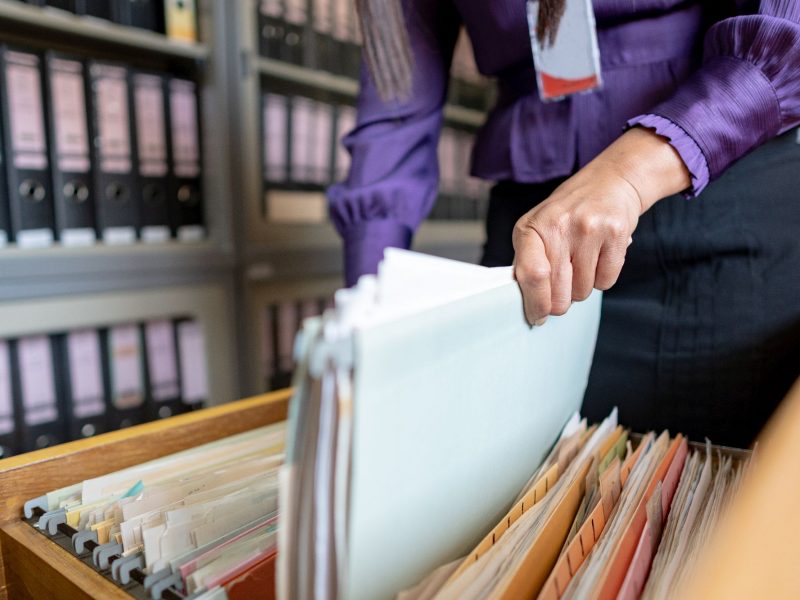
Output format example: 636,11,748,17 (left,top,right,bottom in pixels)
526,0,602,102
